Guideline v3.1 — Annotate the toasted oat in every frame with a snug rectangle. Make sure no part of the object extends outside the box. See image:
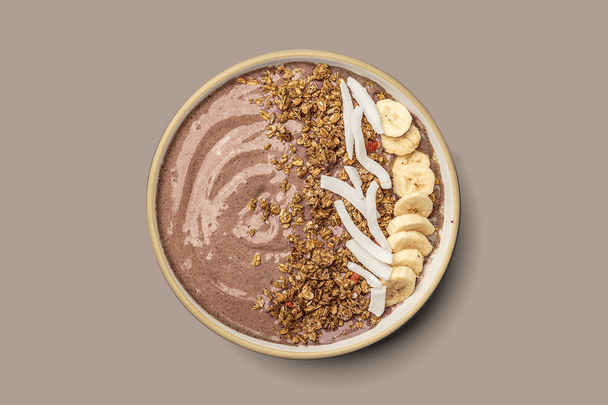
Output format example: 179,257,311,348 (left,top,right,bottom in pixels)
248,198,257,212
252,254,261,266
258,198,271,221
253,296,265,310
280,180,291,192
296,166,308,178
